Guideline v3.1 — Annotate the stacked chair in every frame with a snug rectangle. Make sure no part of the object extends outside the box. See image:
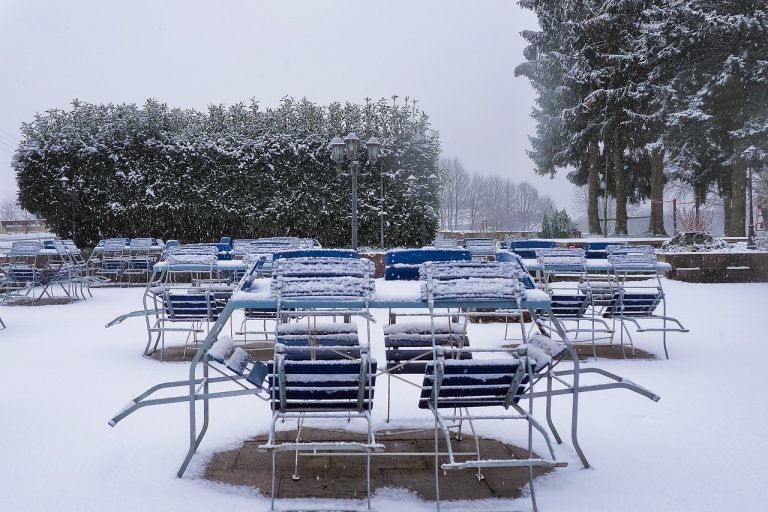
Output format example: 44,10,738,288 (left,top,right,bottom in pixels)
463,237,497,260
258,252,380,510
603,245,688,358
510,239,556,259
536,248,613,359
143,245,232,360
122,238,156,284
1,240,80,303
417,260,566,512
94,238,131,282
